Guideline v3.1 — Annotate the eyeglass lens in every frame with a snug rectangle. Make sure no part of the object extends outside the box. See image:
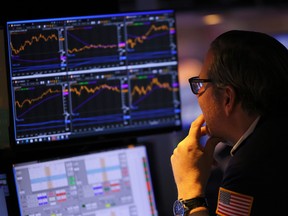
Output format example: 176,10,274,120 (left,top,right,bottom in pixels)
192,82,202,94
